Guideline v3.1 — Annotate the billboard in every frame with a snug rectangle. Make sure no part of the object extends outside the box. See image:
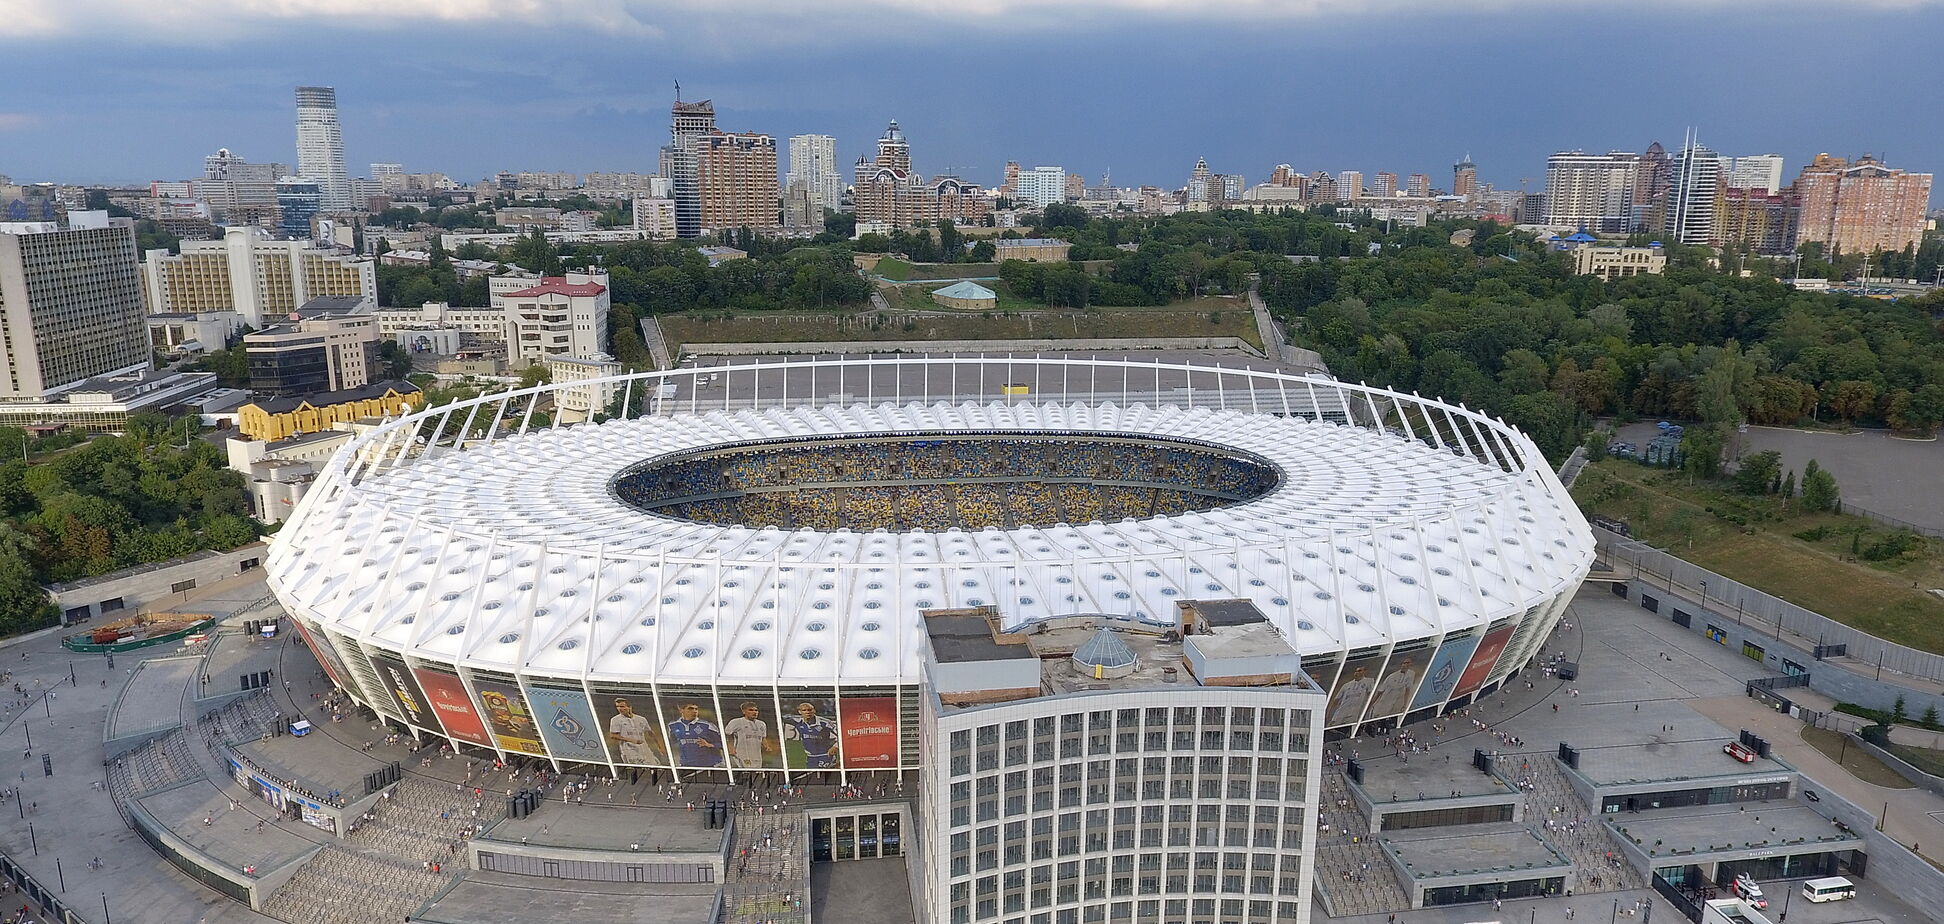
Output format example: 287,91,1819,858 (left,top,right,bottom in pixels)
781,696,842,770
413,667,491,747
1451,626,1516,699
290,618,349,689
529,685,613,765
719,694,782,771
367,652,433,730
658,695,727,769
586,687,671,768
1409,634,1483,711
1363,651,1428,721
1323,654,1386,727
838,696,900,769
472,679,547,756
